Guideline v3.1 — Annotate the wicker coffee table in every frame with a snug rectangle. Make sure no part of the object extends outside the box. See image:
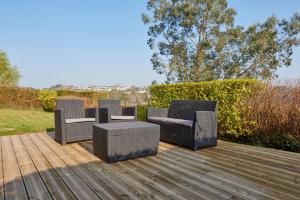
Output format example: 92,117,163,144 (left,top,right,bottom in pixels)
93,121,160,163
